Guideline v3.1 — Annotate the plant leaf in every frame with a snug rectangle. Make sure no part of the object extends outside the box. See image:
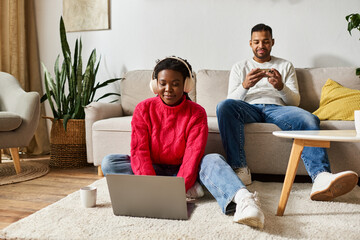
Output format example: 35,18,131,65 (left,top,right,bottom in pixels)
41,17,123,123
356,68,360,76
40,93,48,103
42,63,58,118
93,78,123,90
346,13,360,36
95,93,121,102
60,17,71,59
63,114,71,131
